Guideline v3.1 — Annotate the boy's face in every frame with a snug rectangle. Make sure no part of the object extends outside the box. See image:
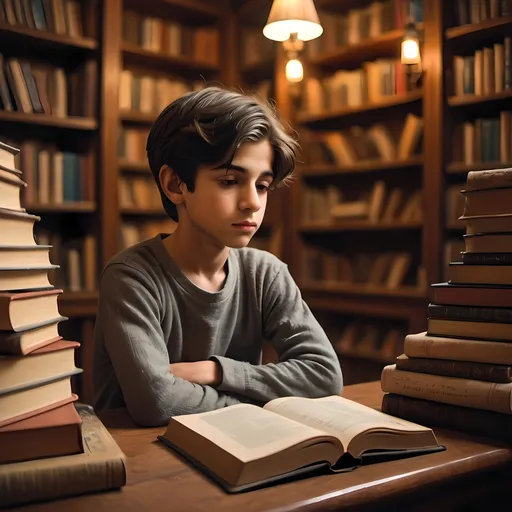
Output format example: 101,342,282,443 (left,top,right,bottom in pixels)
181,138,274,249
